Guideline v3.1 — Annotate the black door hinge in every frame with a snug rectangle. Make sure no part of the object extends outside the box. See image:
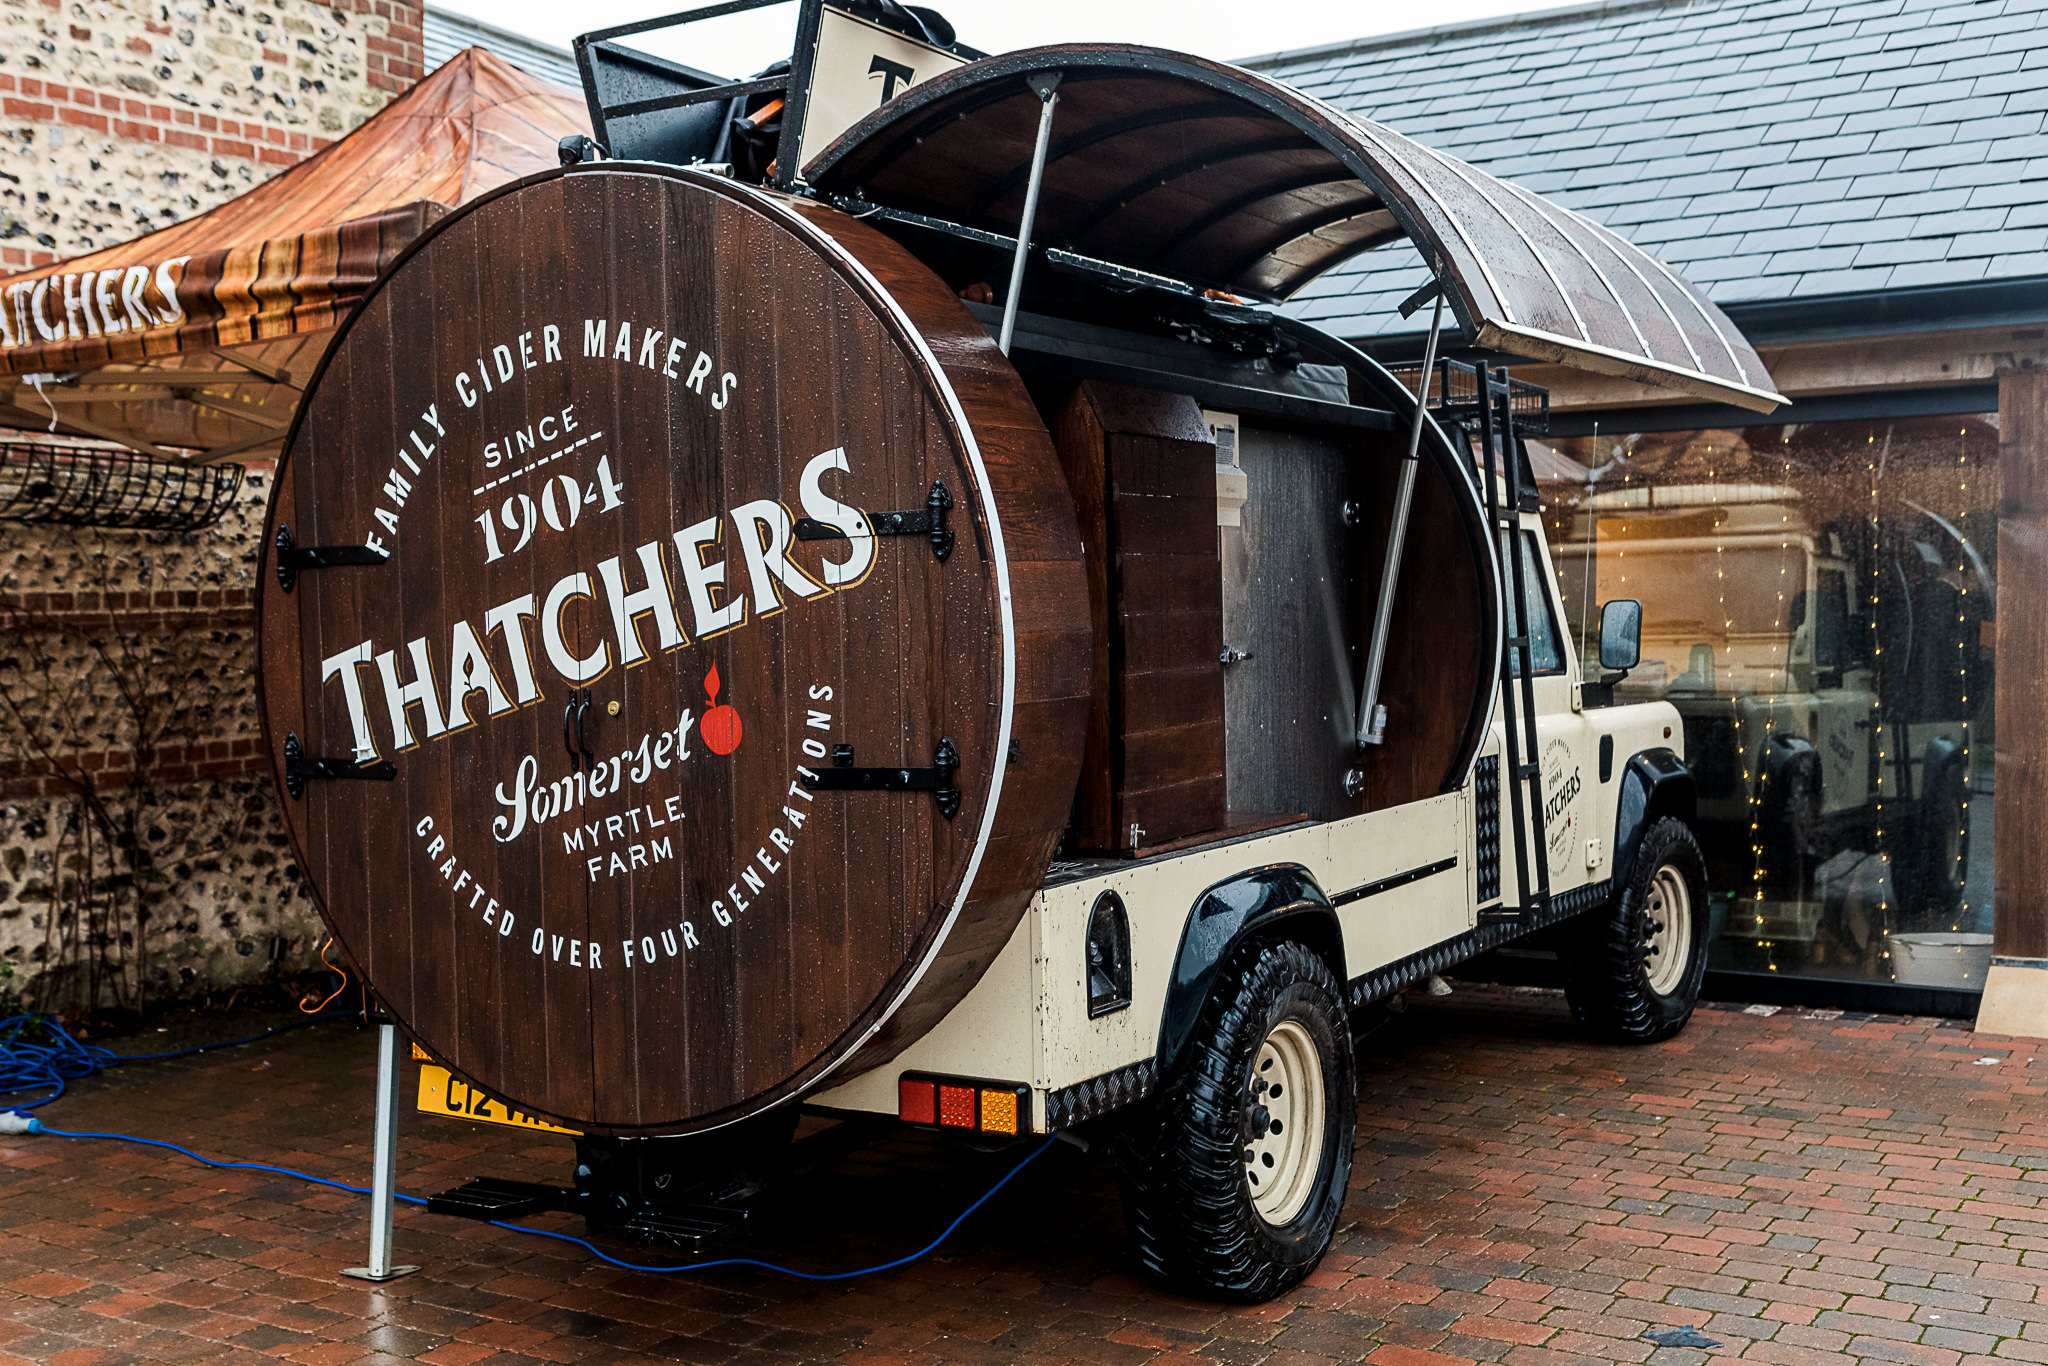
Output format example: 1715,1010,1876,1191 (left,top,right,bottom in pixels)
275,524,389,592
284,731,396,799
794,479,954,563
802,736,961,819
